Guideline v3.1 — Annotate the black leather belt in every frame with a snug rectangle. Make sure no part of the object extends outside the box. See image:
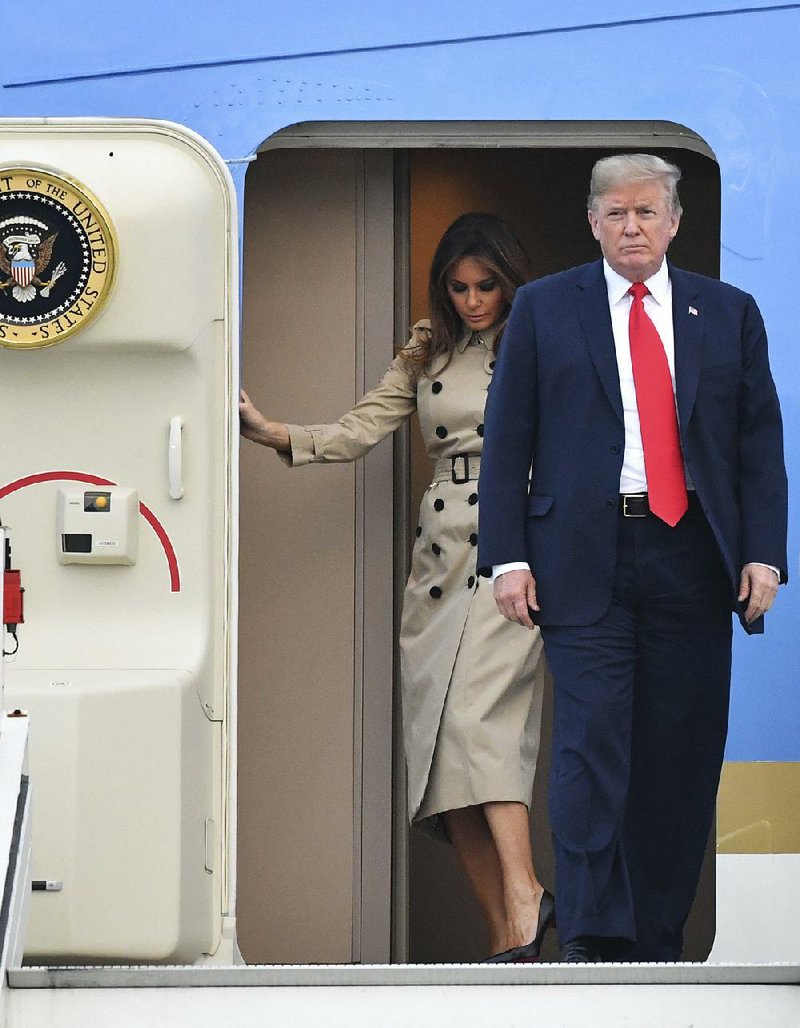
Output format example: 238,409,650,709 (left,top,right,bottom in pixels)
620,493,650,517
431,454,481,484
620,491,697,517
